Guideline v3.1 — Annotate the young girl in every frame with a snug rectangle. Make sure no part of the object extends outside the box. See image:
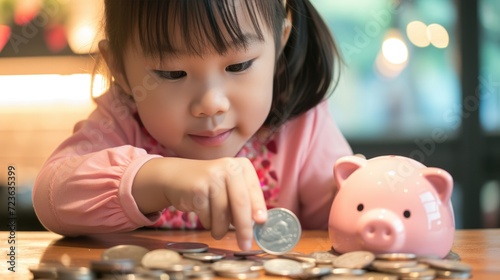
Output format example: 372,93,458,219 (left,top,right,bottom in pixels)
33,0,352,251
